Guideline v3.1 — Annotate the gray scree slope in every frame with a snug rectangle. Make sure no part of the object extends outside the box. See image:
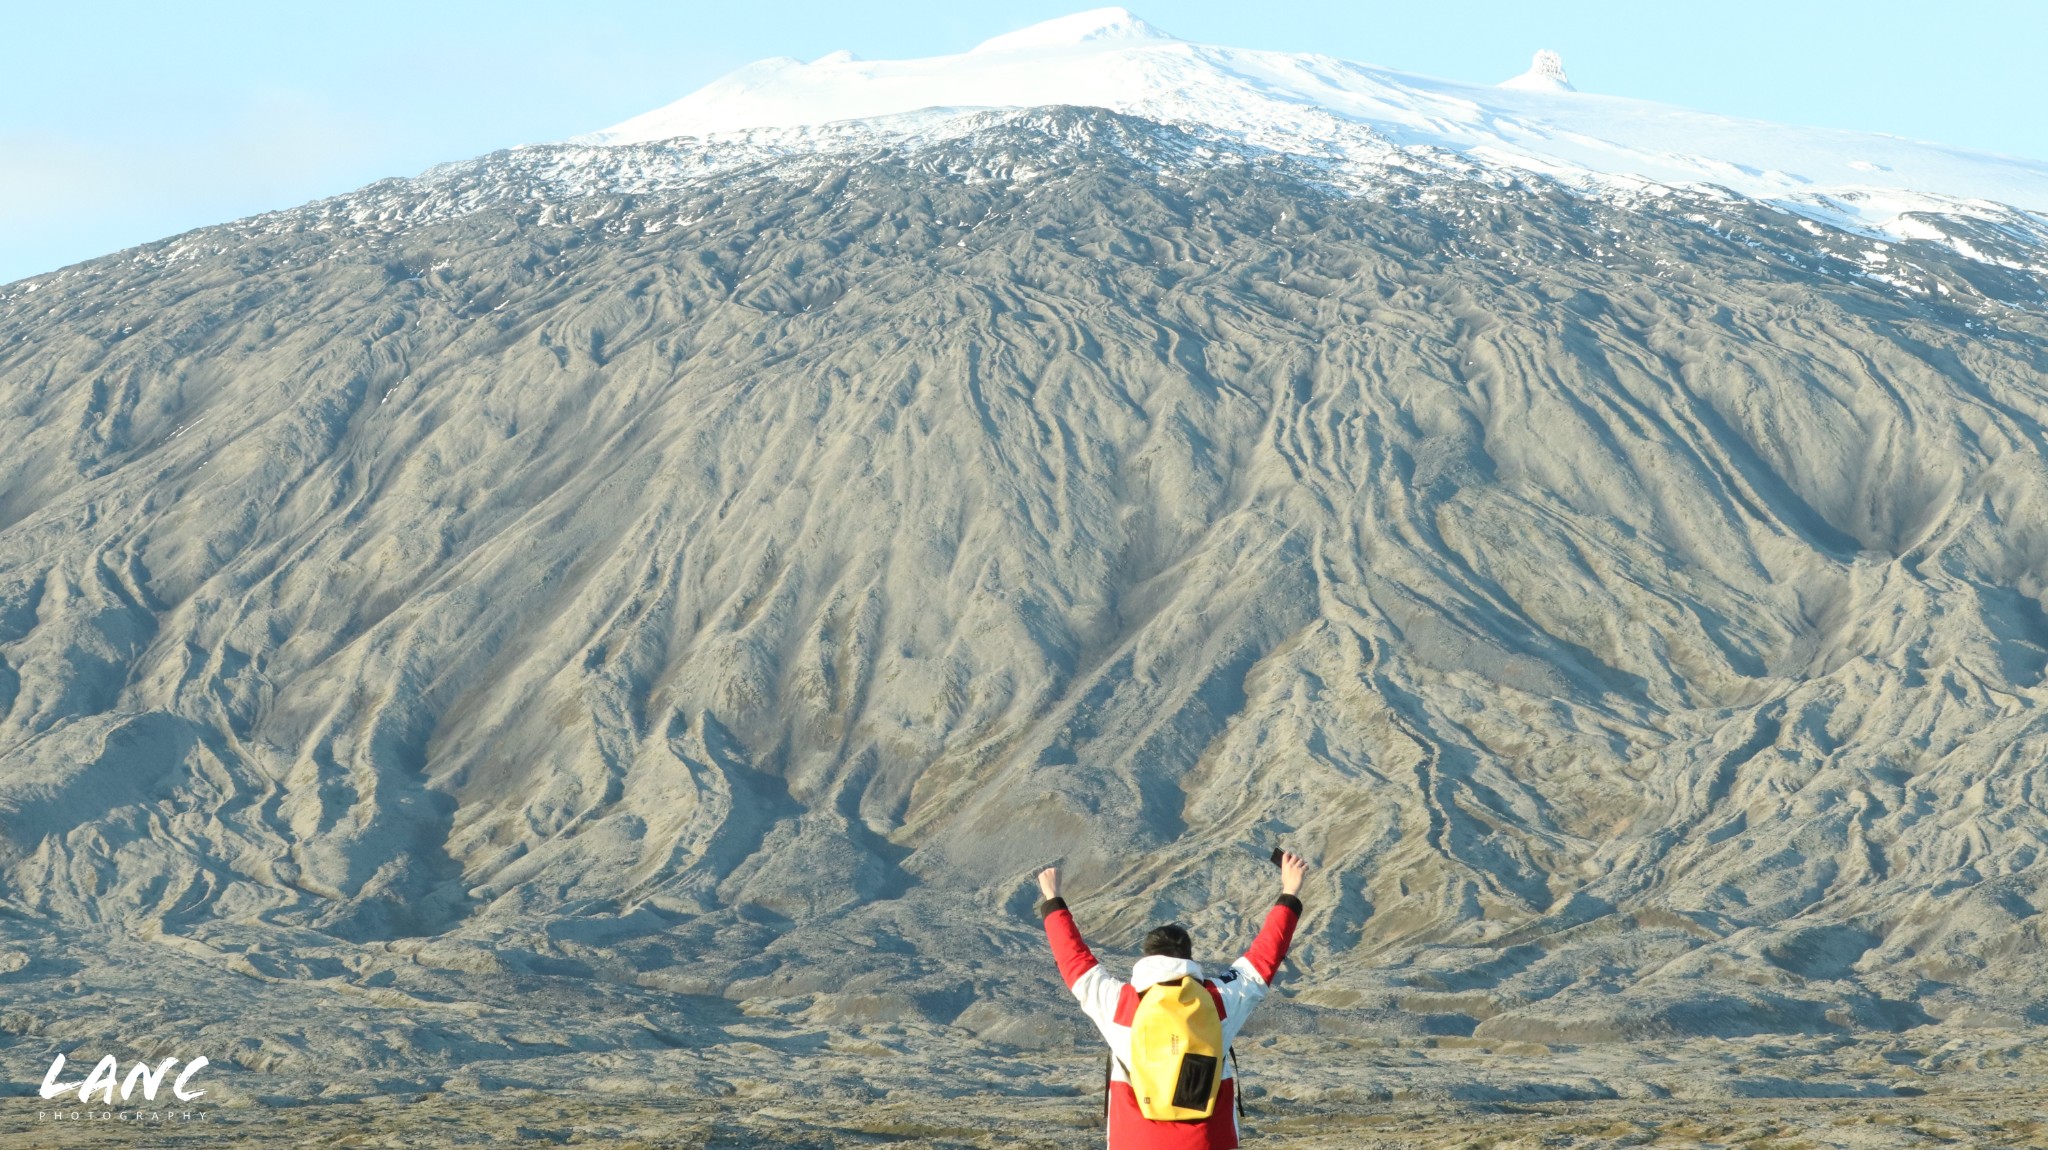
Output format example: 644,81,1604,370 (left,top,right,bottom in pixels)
3,113,2048,1067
